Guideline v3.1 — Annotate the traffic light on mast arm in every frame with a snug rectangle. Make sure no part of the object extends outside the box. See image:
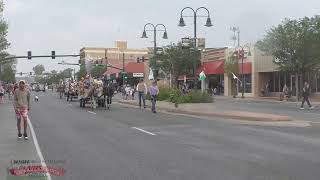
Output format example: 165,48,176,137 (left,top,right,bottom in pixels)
27,51,32,60
51,51,55,59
